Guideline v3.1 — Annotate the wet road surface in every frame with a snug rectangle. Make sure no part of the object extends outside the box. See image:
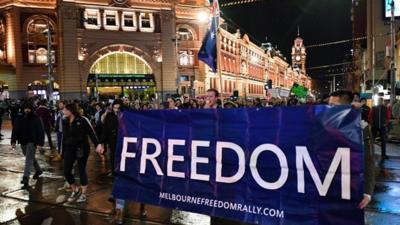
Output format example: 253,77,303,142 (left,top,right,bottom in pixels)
0,121,399,225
